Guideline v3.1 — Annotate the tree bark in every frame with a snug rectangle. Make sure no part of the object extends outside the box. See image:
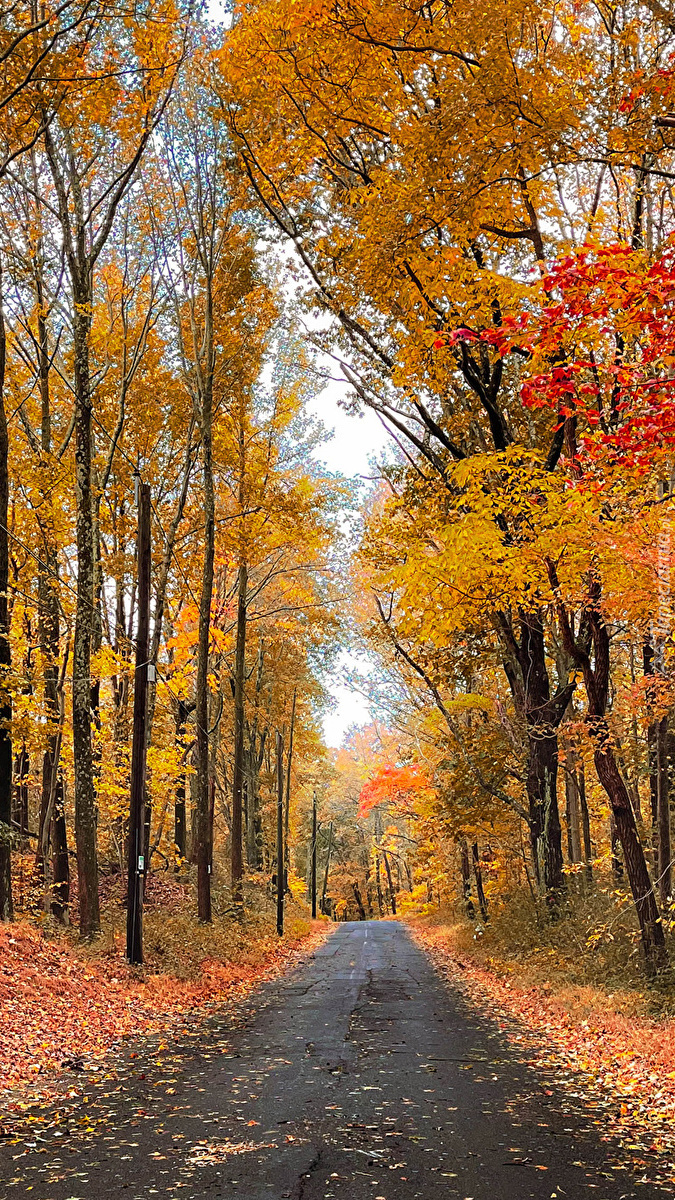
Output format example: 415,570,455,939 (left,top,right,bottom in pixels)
321,820,333,914
526,728,564,899
195,371,215,922
51,776,70,924
382,848,397,915
459,837,475,918
565,757,582,865
578,759,593,884
644,638,660,872
0,257,12,921
472,841,488,920
71,293,100,938
35,289,64,904
231,560,247,908
596,737,666,968
352,881,366,920
609,812,624,879
498,609,569,900
656,714,672,905
551,565,666,970
284,686,296,884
